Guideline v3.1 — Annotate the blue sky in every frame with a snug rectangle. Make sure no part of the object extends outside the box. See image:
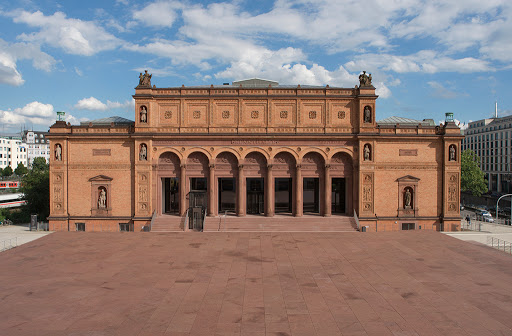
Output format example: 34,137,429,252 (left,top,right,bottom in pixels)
1,0,511,133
